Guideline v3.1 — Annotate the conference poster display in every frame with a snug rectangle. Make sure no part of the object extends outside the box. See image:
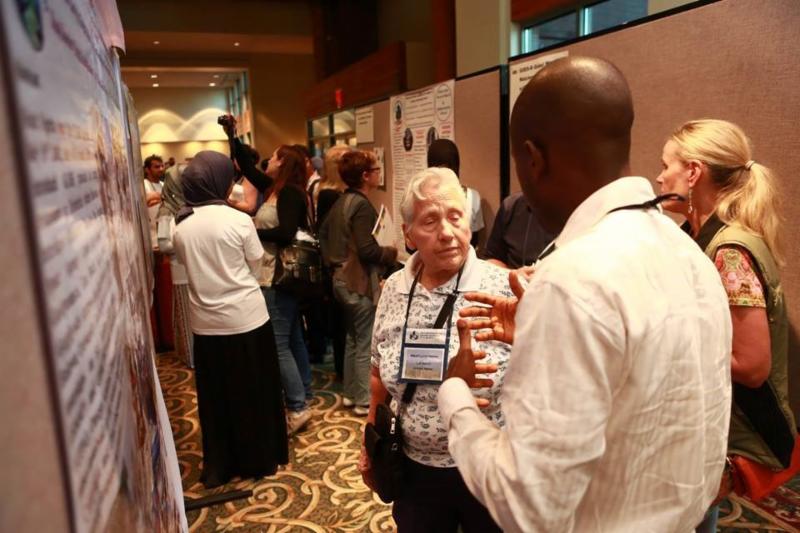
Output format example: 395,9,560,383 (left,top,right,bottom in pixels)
0,1,186,531
508,50,569,117
390,80,455,256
